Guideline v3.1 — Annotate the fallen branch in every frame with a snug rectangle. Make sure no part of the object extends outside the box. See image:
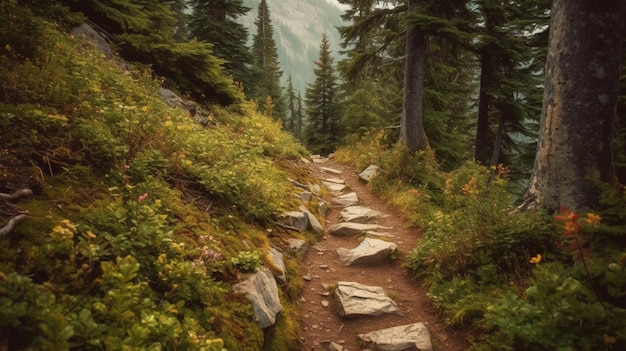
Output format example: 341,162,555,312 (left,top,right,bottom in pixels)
0,188,33,200
0,214,27,237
